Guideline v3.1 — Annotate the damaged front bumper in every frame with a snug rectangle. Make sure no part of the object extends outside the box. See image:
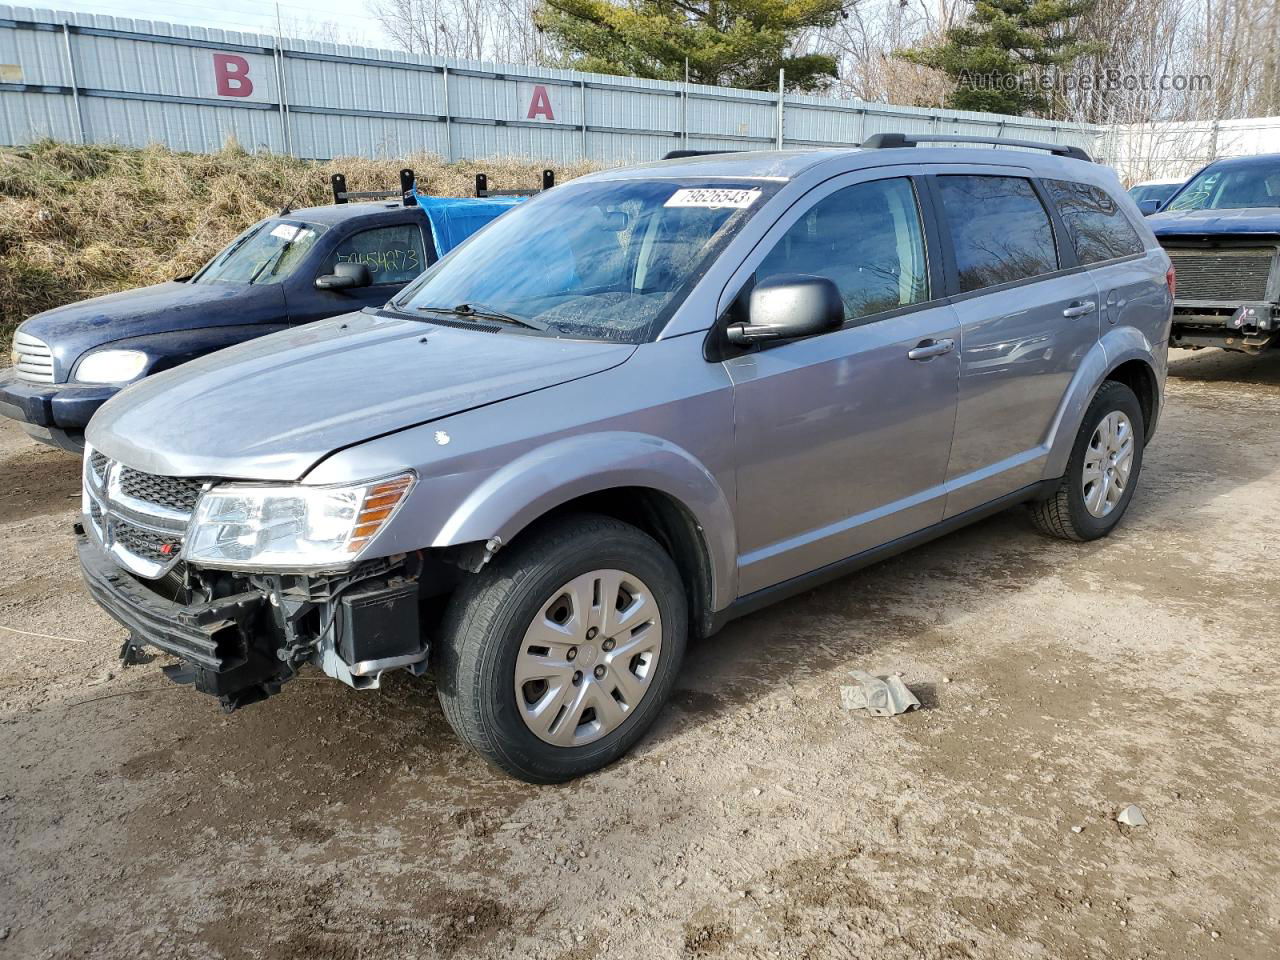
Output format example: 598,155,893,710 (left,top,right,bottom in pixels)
76,525,429,711
1171,301,1280,353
